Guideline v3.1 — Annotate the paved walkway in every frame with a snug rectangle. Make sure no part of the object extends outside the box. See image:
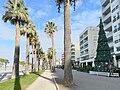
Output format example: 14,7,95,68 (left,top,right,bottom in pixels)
26,70,57,90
